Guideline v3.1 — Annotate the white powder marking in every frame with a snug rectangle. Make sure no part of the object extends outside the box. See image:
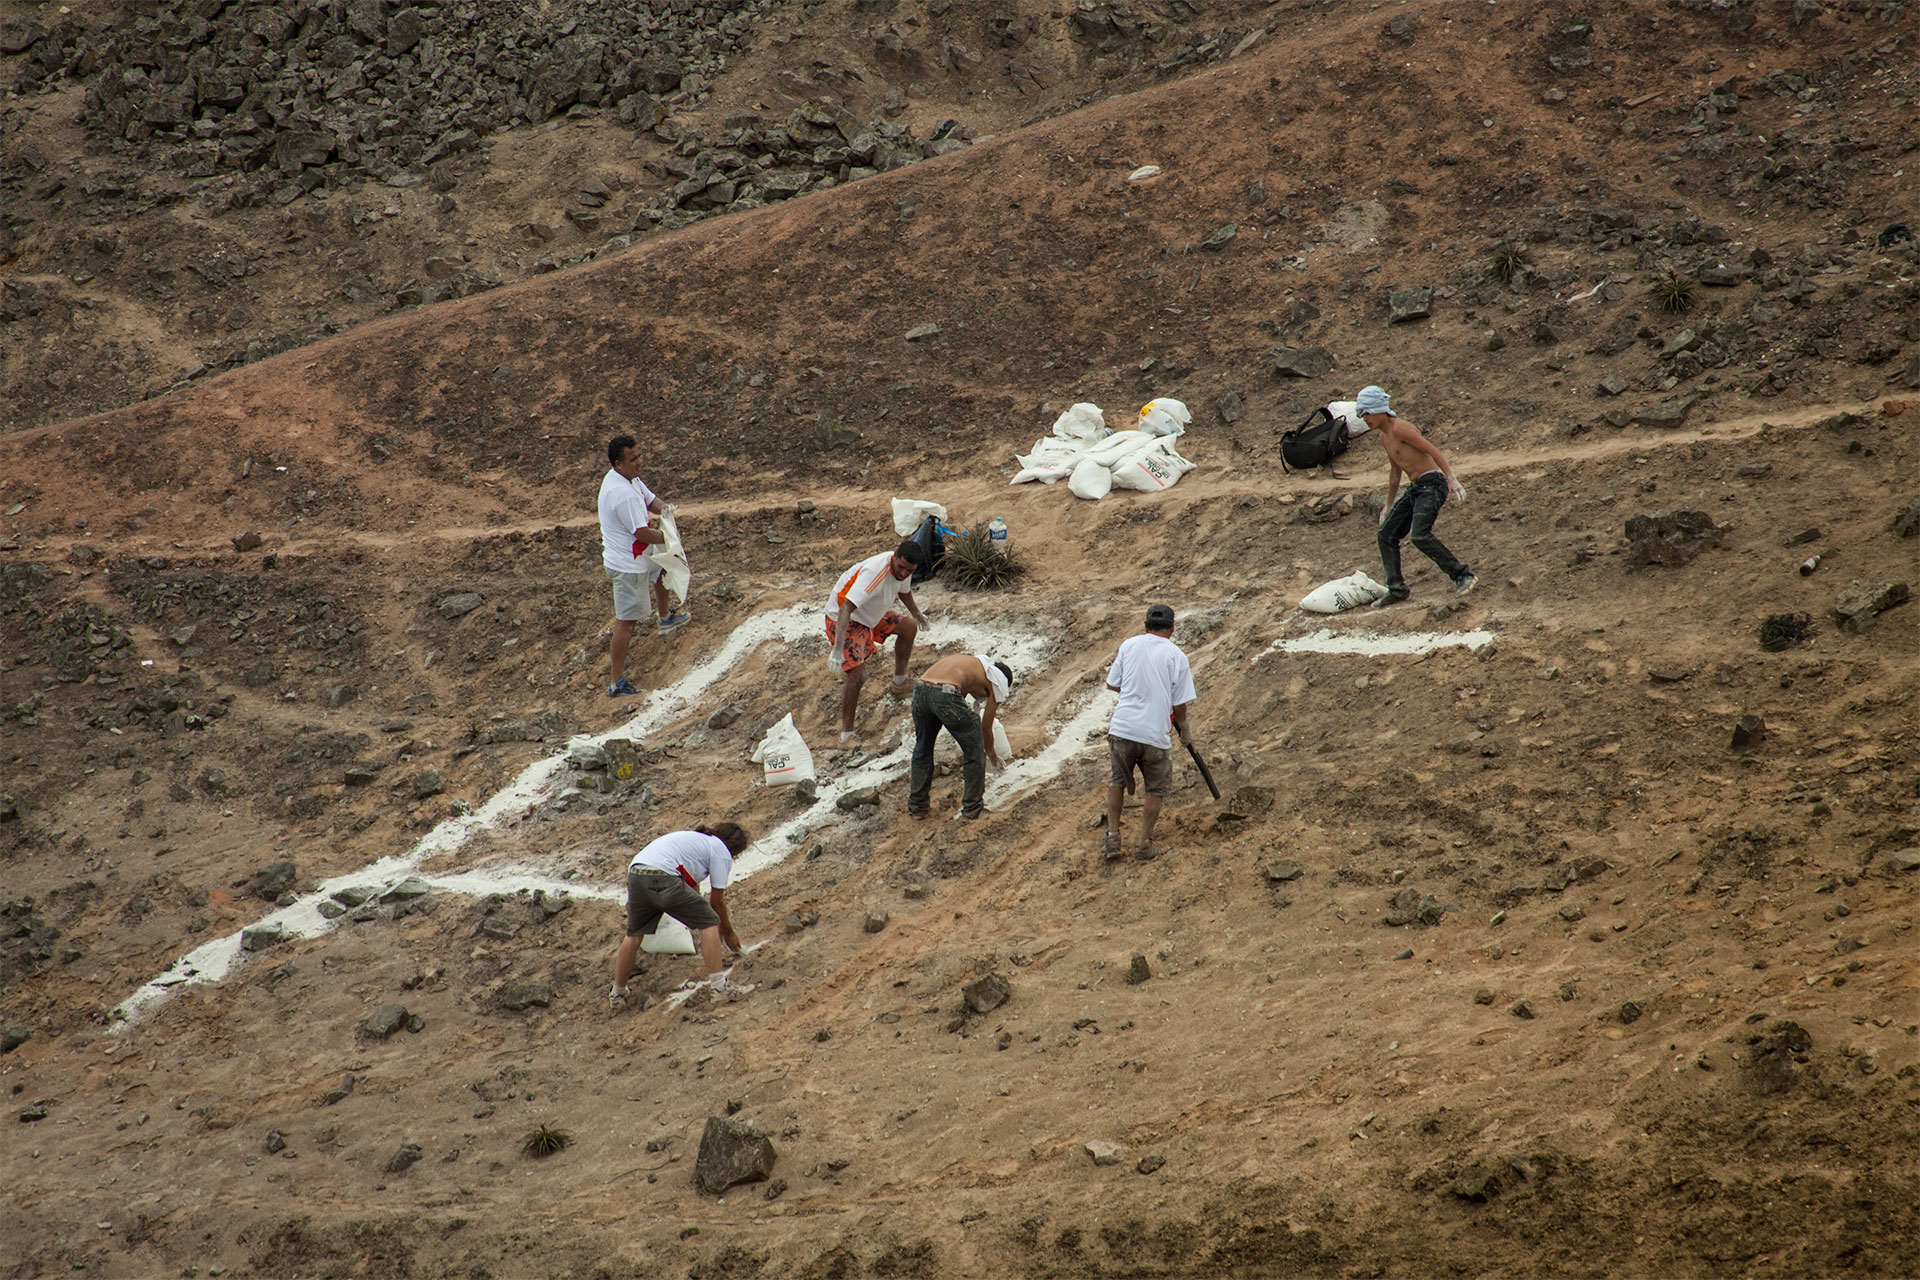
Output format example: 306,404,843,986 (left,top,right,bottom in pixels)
1255,627,1496,659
